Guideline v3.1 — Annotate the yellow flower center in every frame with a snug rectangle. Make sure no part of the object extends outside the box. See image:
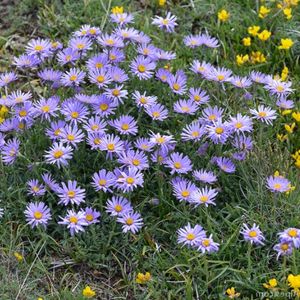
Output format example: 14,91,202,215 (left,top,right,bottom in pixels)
182,106,190,112
86,214,94,222
281,243,289,251
140,97,147,104
235,122,243,129
41,105,50,113
288,229,297,237
258,111,267,117
192,131,199,137
156,137,165,144
121,123,129,130
89,29,96,34
115,204,123,212
19,110,27,117
217,75,225,81
95,63,103,69
173,83,180,91
138,65,146,73
181,190,190,197
34,45,44,51
249,230,257,238
273,183,282,190
98,179,107,186
34,211,43,220
208,114,216,121
162,19,169,25
126,177,135,184
200,195,209,202
110,54,116,60
97,75,105,83
202,239,210,247
67,134,75,141
215,127,224,134
67,190,76,198
174,162,182,169
91,124,99,131
69,75,77,81
276,85,284,92
71,111,79,119
152,111,160,118
94,138,101,145
32,186,40,192
132,159,140,166
126,218,134,225
194,95,201,102
66,55,71,61
106,39,115,45
186,233,195,241
53,150,63,159
69,216,78,224
107,143,115,151
76,43,85,49
112,89,120,96
100,103,108,111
